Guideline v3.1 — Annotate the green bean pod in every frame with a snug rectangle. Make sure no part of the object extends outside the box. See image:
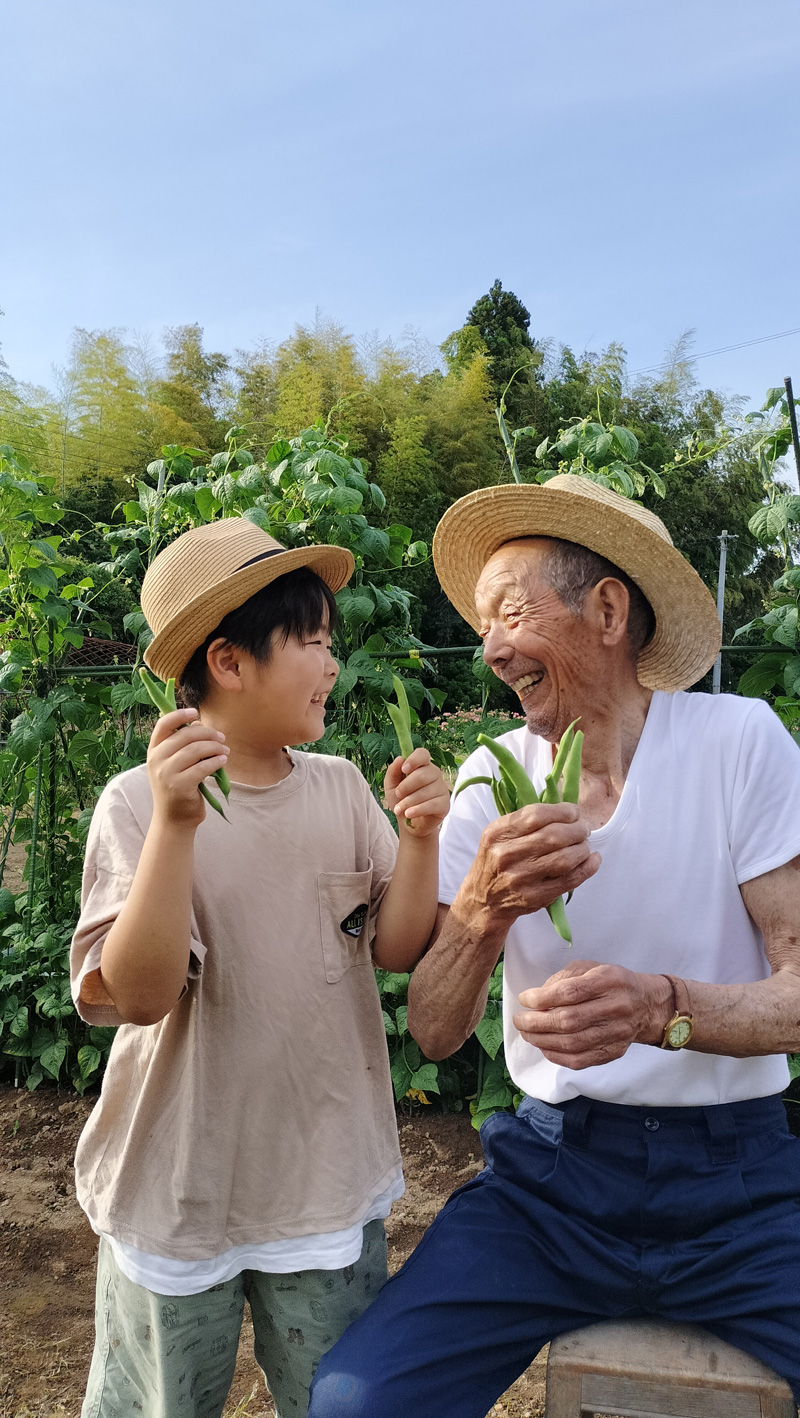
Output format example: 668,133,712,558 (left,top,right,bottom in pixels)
561,730,584,805
496,776,515,815
546,894,572,945
388,674,415,760
138,668,229,821
476,734,539,806
452,775,495,802
541,719,581,804
490,778,506,817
